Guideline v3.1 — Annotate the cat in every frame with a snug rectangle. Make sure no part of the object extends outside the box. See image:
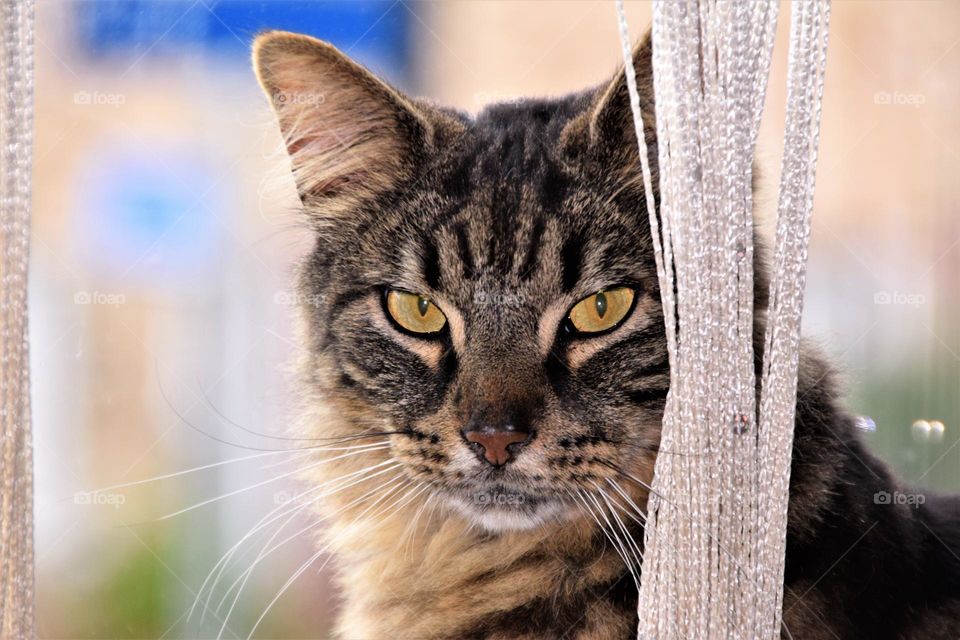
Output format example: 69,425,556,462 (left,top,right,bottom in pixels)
252,30,960,640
